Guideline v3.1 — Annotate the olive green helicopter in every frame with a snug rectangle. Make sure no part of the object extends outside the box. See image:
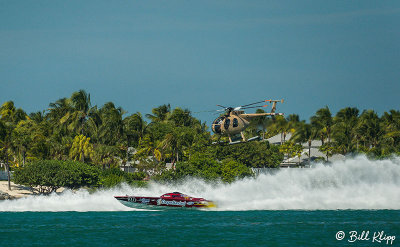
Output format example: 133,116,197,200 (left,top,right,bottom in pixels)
211,99,284,144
